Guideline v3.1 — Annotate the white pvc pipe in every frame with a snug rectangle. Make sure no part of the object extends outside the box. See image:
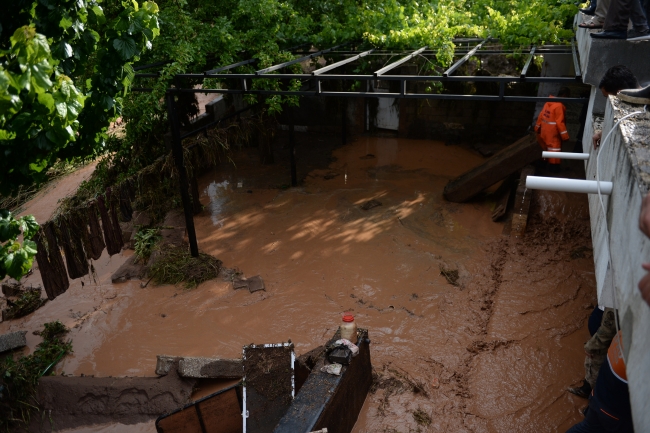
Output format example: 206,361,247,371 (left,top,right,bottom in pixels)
526,176,613,195
542,151,590,160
